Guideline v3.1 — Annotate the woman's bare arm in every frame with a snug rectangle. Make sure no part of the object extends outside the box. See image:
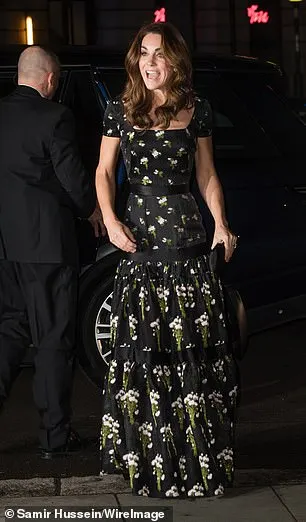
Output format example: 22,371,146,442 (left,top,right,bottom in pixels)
195,136,237,261
95,135,136,253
